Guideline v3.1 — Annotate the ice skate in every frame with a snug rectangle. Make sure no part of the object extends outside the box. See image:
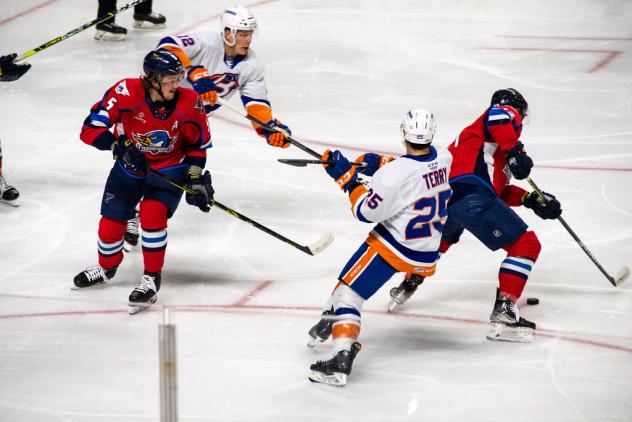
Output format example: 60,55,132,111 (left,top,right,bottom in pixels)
0,175,19,207
128,271,161,315
94,22,127,41
123,216,140,252
73,265,117,289
132,12,166,29
309,342,361,387
486,296,535,343
387,273,424,312
307,307,334,348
